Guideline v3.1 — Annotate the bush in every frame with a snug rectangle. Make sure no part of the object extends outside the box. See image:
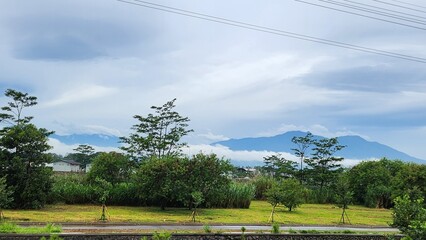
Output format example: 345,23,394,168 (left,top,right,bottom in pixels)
392,194,426,240
251,176,274,200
